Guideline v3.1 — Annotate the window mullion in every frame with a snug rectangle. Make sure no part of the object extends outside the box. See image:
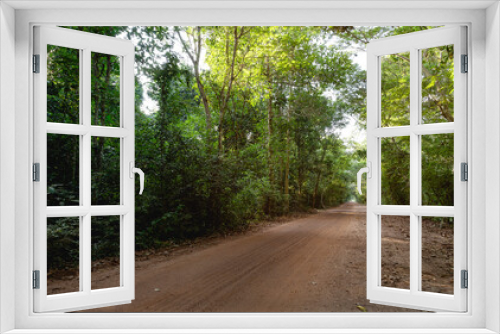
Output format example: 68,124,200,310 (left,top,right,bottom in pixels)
78,48,84,293
409,47,420,294
82,48,92,294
